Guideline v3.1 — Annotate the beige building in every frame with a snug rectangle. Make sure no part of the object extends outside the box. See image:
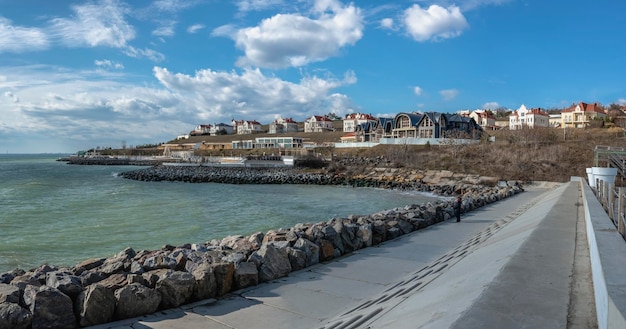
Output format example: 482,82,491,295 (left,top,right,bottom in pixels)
560,102,606,128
